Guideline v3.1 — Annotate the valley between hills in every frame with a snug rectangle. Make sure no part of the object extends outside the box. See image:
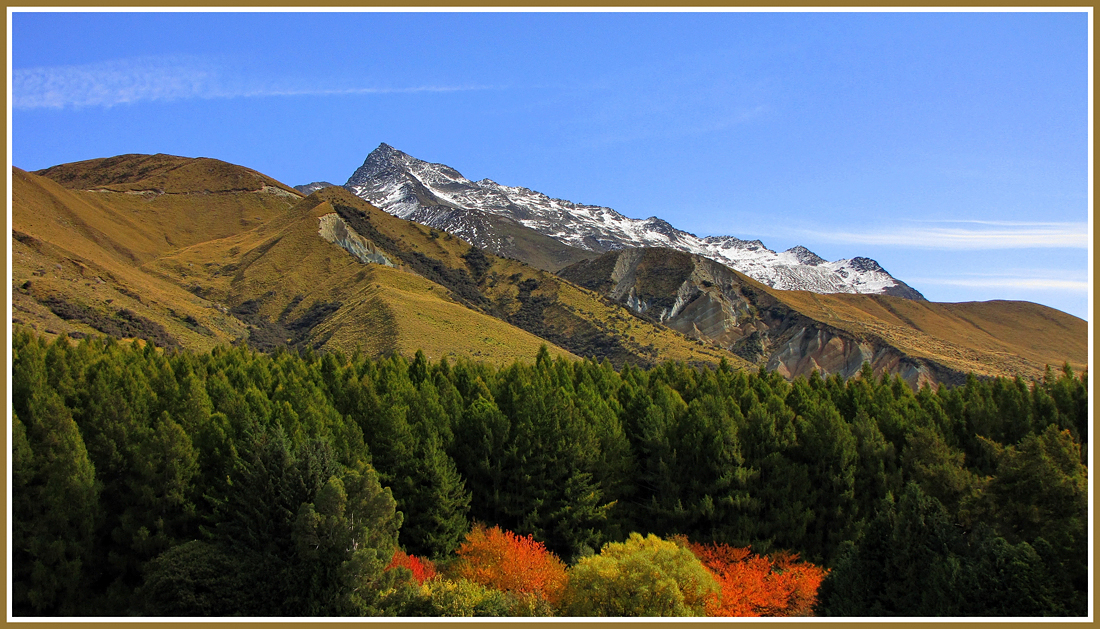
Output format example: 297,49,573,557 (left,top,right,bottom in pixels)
10,152,1088,387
